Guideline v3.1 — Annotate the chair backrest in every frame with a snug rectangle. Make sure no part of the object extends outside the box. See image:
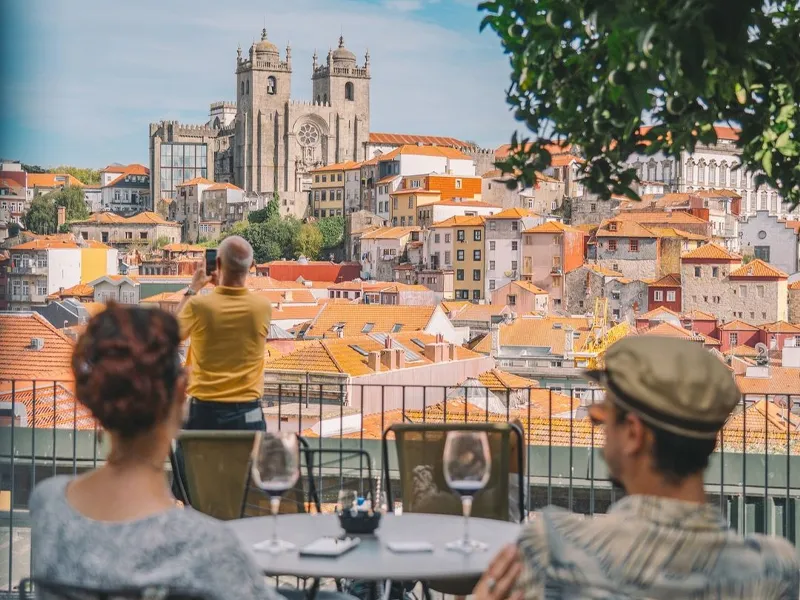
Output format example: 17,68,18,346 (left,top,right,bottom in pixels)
382,422,523,522
240,436,310,518
20,578,207,600
303,447,375,512
178,430,255,521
